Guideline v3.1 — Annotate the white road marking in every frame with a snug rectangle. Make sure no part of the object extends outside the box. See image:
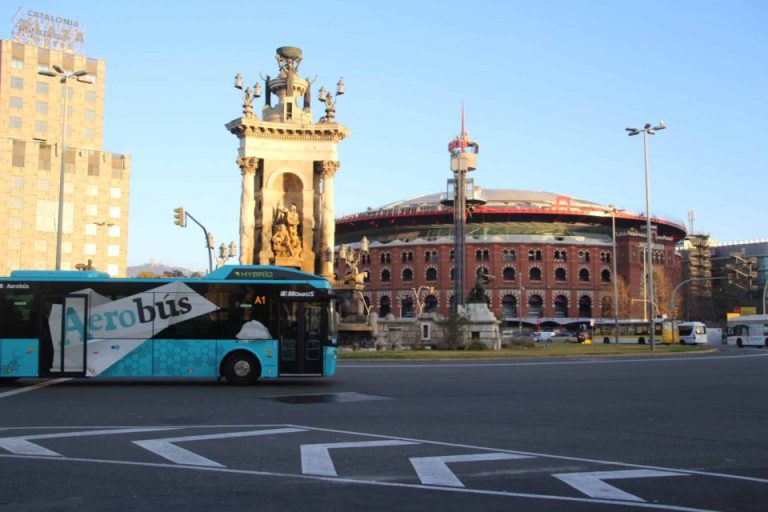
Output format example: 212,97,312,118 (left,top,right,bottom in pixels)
0,378,71,399
301,440,418,476
134,427,306,467
0,453,719,512
0,427,178,457
553,469,689,502
410,453,533,487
